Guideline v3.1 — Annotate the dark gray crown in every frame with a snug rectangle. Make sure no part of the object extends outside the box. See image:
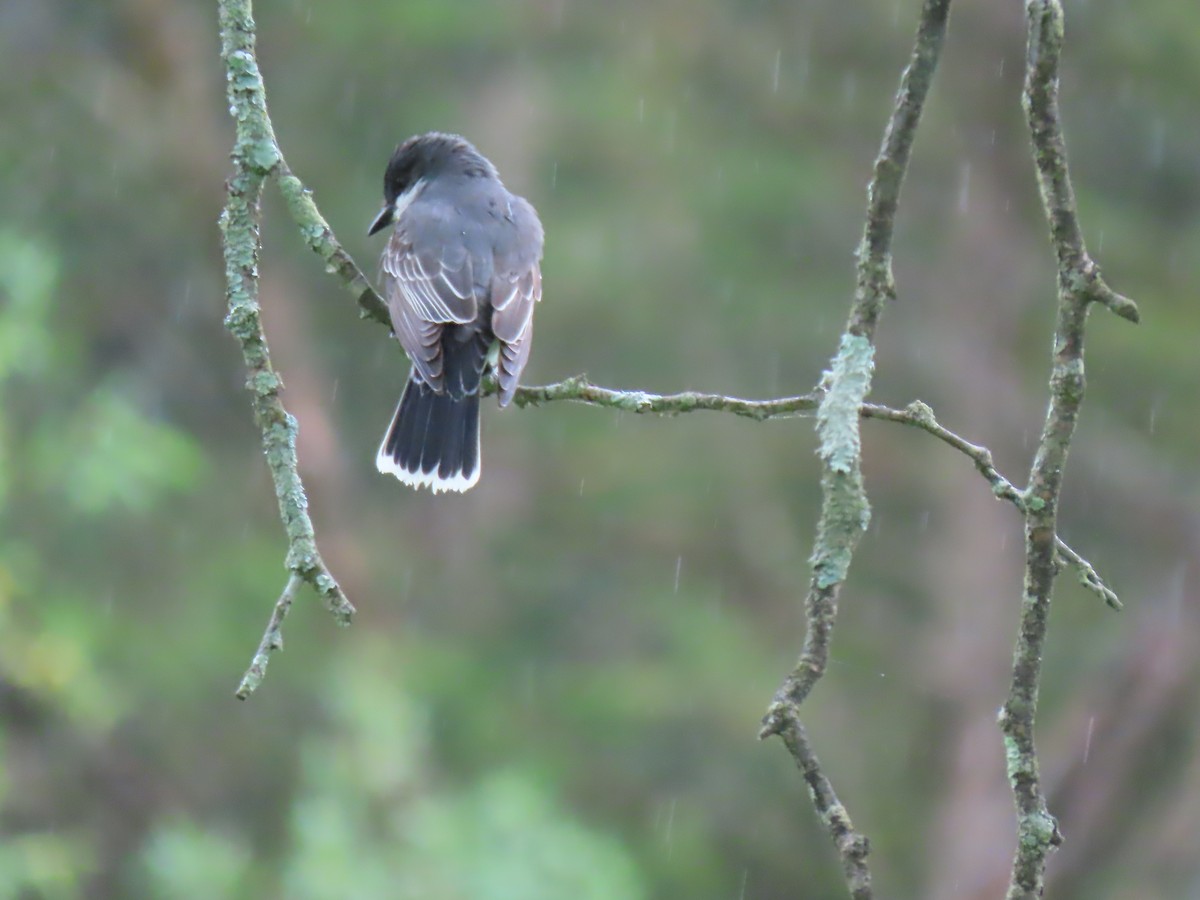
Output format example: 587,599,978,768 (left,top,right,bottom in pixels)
382,132,499,203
